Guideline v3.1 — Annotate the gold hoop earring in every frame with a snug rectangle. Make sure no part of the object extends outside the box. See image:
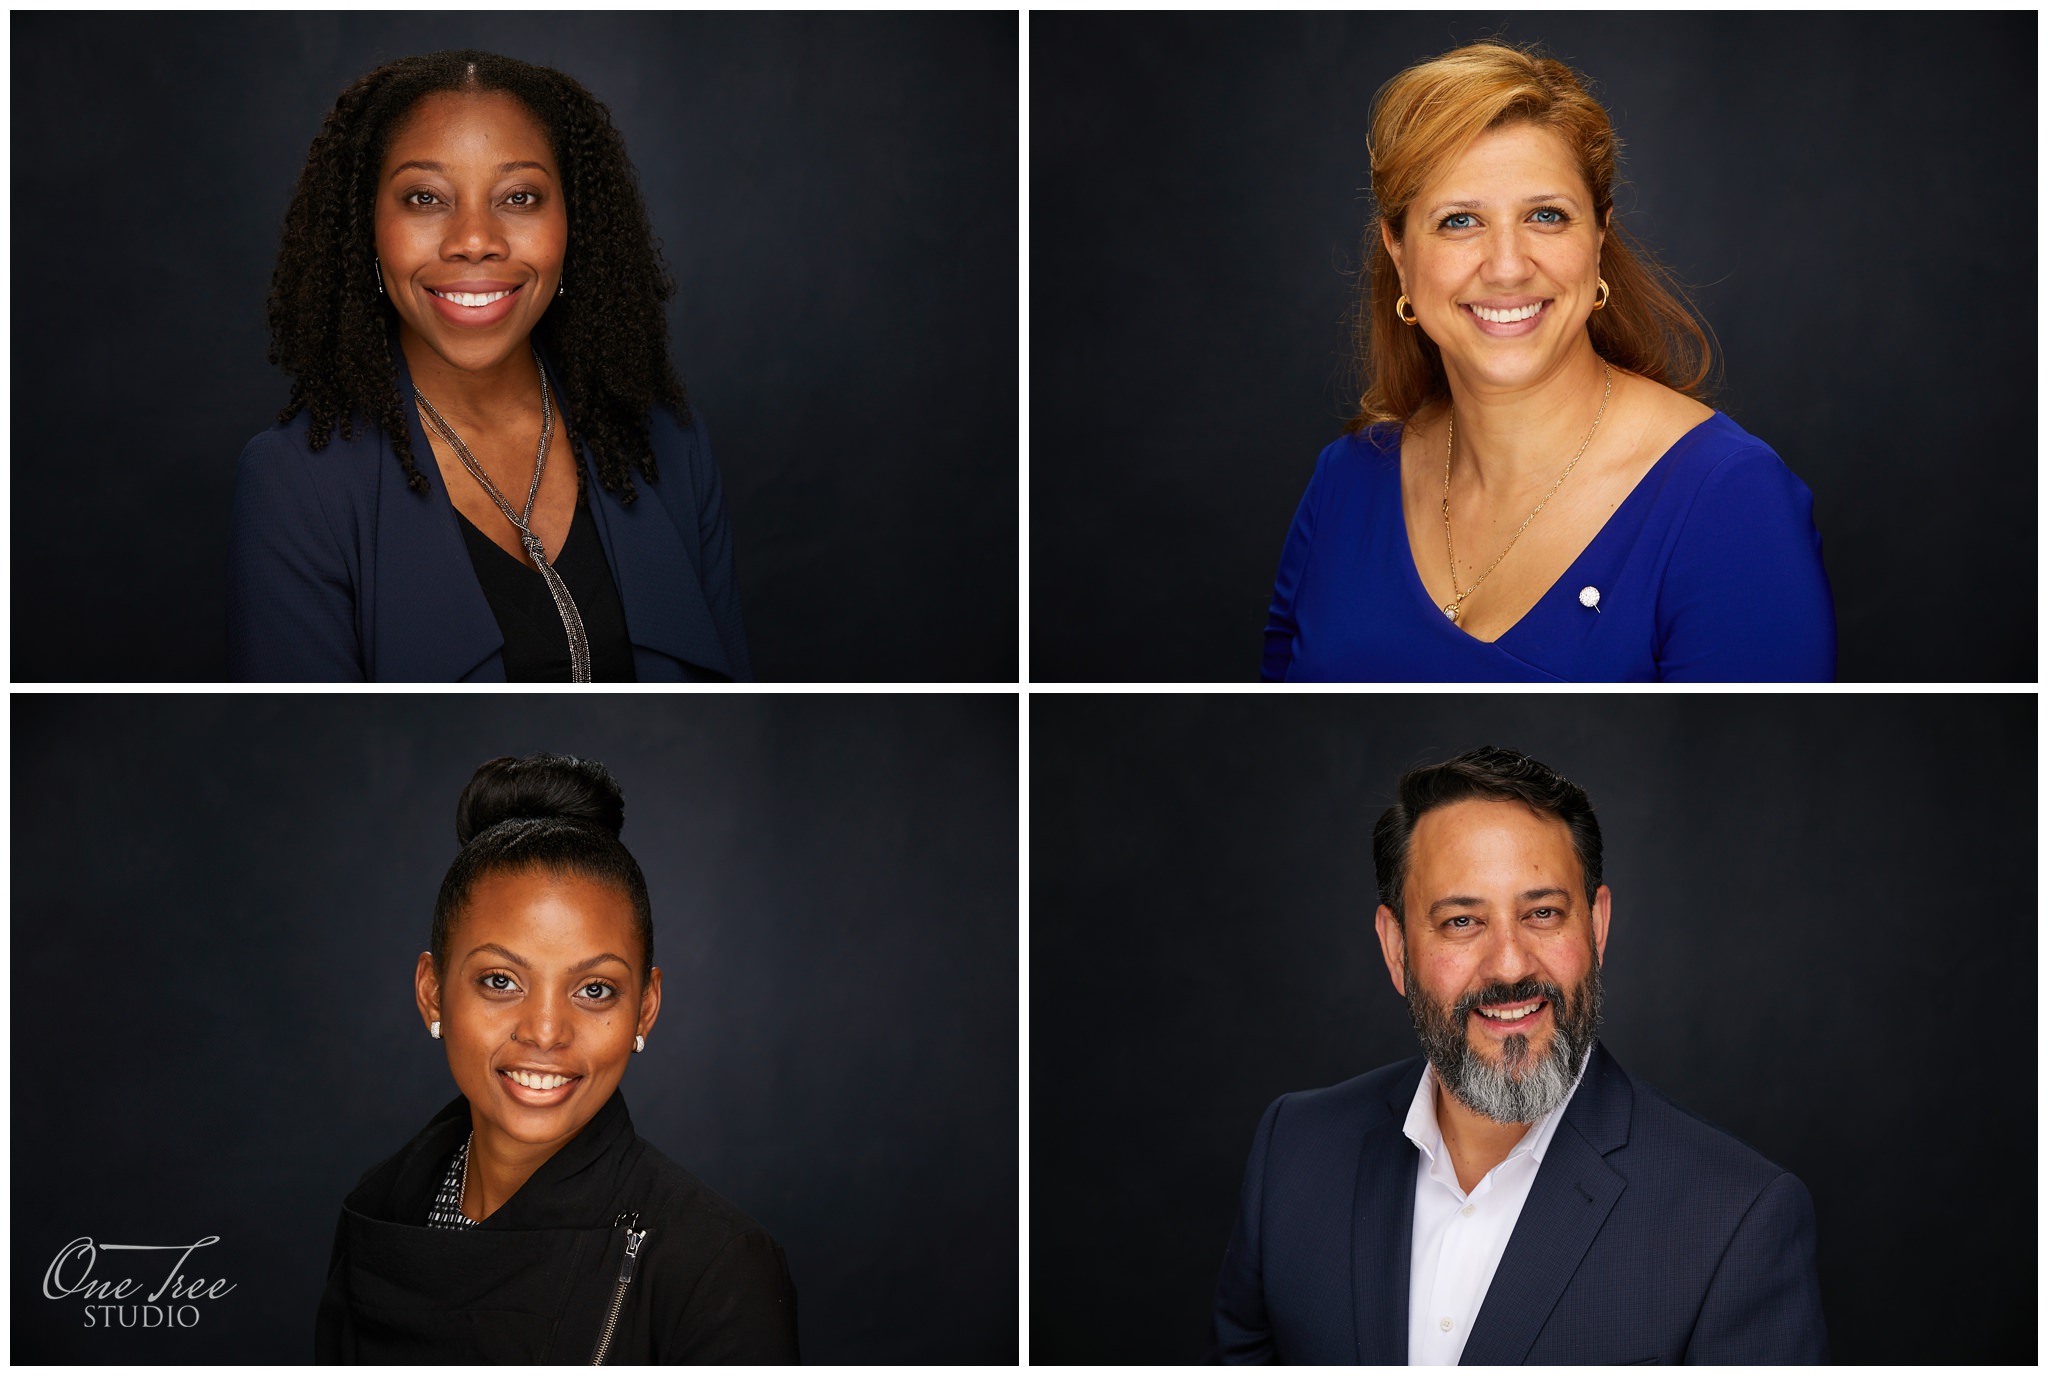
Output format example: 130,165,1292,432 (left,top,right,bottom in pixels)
1395,294,1420,326
1592,278,1610,311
